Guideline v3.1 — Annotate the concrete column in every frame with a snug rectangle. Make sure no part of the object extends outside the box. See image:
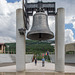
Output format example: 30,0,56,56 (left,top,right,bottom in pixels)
1,45,3,53
16,9,25,71
55,8,65,72
3,46,5,53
